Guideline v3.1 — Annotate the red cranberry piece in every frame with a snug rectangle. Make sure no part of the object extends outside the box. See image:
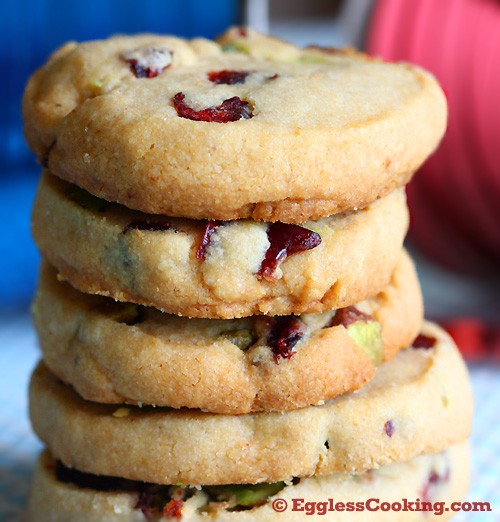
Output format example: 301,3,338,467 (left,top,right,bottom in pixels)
267,316,306,363
330,306,373,328
412,334,437,350
420,468,450,503
173,92,252,123
123,220,174,234
384,420,395,437
196,221,225,260
428,470,441,485
237,27,248,37
208,70,250,85
135,491,156,519
123,47,172,78
163,499,183,519
259,223,321,281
